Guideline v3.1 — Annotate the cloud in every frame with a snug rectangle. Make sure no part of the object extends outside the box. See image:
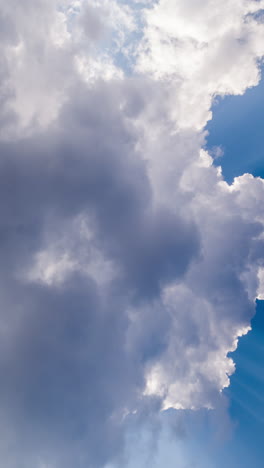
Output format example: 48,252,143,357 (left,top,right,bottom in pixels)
0,0,263,467
136,0,264,129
